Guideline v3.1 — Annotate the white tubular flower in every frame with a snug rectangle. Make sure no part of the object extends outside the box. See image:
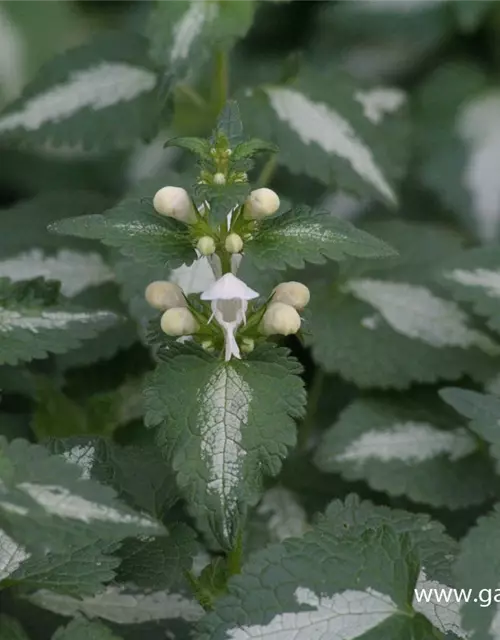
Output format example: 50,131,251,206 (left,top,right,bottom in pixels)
145,281,186,310
260,302,301,336
153,186,197,224
225,233,244,254
272,281,310,310
161,307,199,336
201,273,259,361
244,188,280,220
197,236,216,256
